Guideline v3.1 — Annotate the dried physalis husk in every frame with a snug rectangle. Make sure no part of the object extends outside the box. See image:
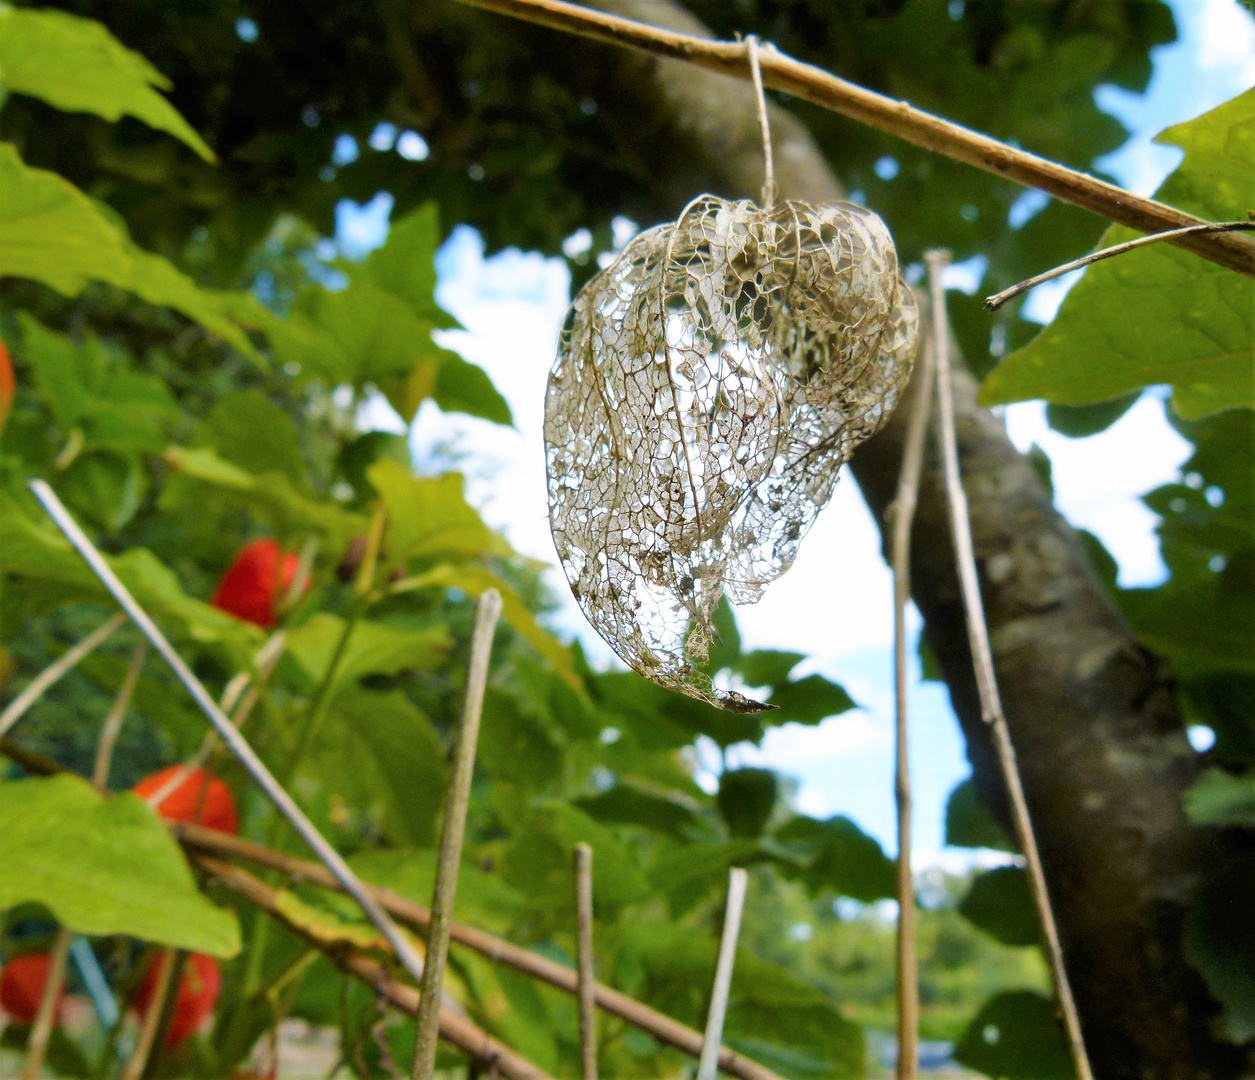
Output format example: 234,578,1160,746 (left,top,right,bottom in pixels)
545,195,918,709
